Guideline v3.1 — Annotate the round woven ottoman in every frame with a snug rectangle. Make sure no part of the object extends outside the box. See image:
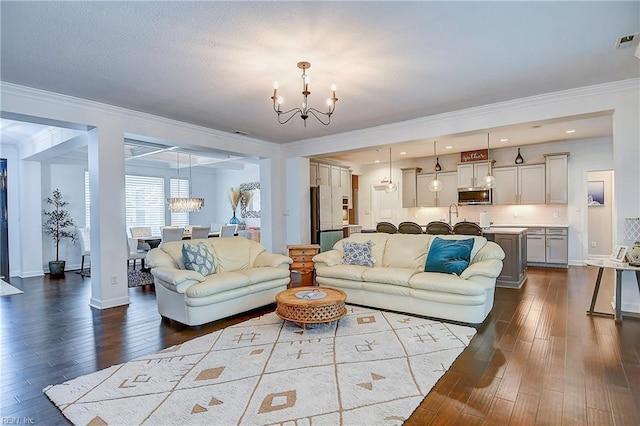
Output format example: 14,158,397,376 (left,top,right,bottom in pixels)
275,286,347,329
